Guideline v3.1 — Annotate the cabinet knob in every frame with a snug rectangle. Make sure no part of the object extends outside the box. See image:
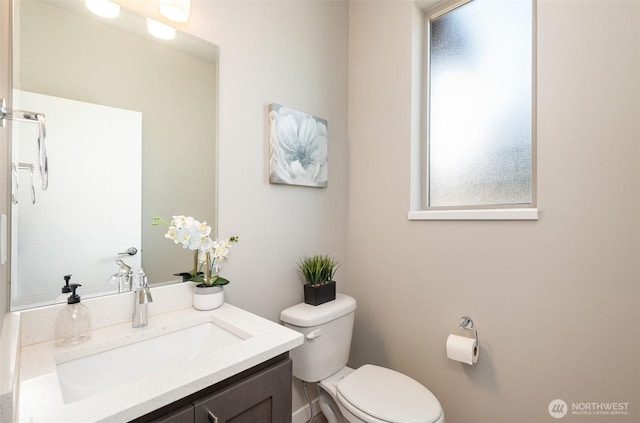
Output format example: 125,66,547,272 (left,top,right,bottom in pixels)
207,410,219,423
